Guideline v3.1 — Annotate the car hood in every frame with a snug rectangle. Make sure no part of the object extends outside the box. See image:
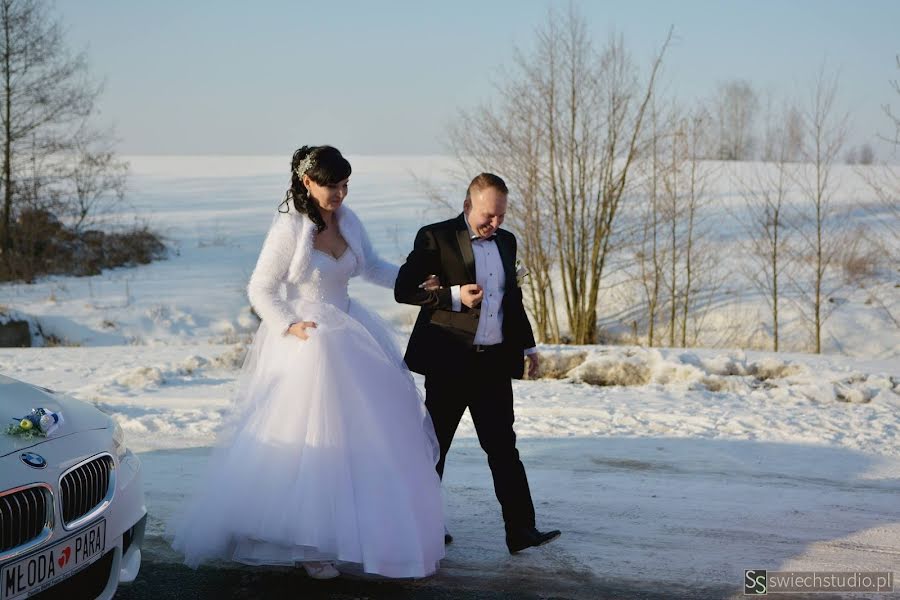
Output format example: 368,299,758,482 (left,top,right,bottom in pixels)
0,374,111,457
